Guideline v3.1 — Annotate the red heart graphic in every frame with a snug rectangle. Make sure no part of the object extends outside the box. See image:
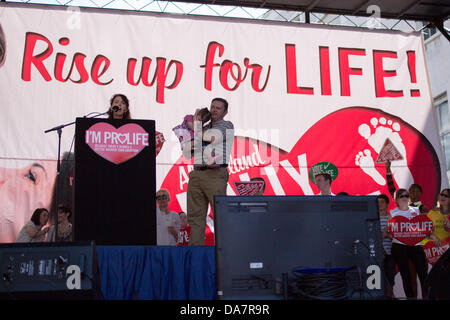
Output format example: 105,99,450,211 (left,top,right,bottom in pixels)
423,237,450,265
160,107,441,245
234,181,265,196
388,215,434,246
85,122,149,164
155,131,165,157
117,134,128,145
